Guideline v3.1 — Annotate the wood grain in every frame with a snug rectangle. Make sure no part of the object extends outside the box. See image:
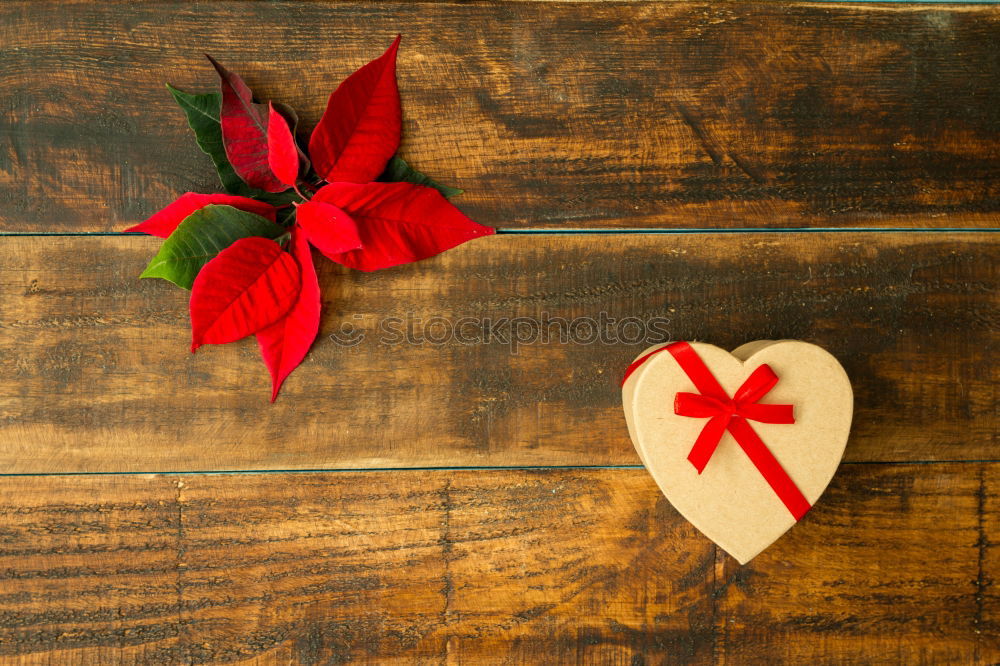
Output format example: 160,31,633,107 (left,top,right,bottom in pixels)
2,2,1000,231
0,464,995,664
0,232,994,473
